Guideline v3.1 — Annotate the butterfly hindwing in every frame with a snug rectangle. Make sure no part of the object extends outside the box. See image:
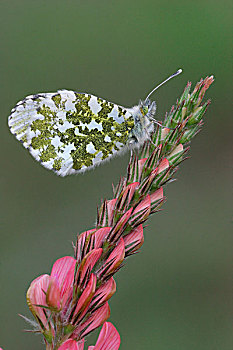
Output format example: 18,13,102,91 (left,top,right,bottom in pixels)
8,90,135,176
